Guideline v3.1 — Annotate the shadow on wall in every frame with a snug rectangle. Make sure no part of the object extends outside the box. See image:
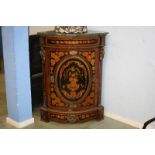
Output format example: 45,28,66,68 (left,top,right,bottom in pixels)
29,35,43,109
0,27,2,56
0,27,3,73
